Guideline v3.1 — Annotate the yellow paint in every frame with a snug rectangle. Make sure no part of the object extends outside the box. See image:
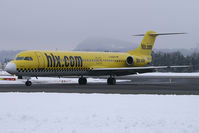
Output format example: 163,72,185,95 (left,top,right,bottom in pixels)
11,31,157,70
